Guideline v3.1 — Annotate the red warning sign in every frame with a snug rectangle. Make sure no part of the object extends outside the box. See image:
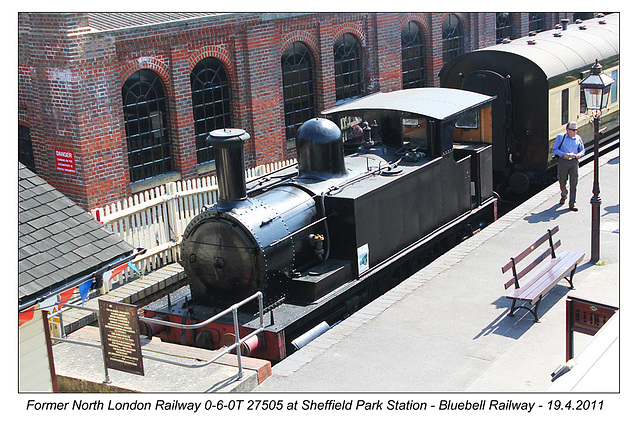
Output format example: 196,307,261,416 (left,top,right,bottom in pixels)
55,149,76,174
